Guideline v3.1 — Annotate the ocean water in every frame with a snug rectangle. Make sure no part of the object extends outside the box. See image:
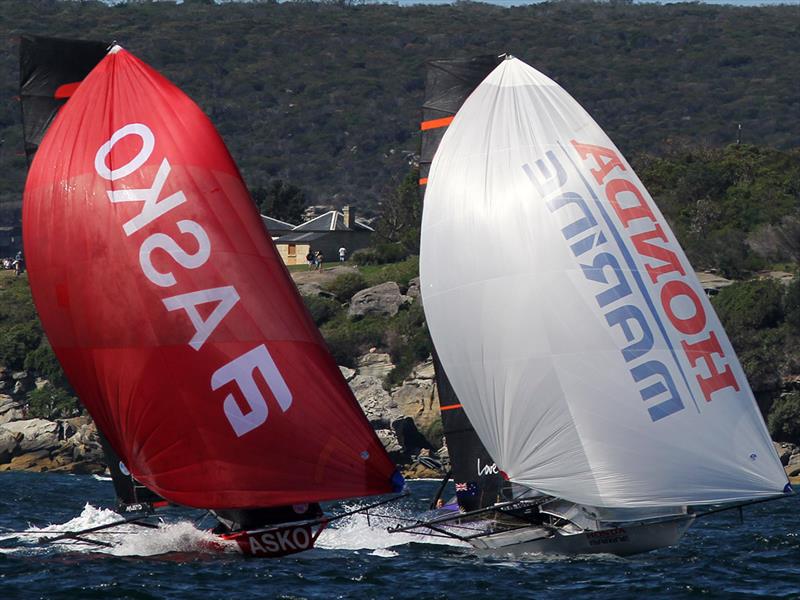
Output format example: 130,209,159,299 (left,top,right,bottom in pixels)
0,473,797,599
